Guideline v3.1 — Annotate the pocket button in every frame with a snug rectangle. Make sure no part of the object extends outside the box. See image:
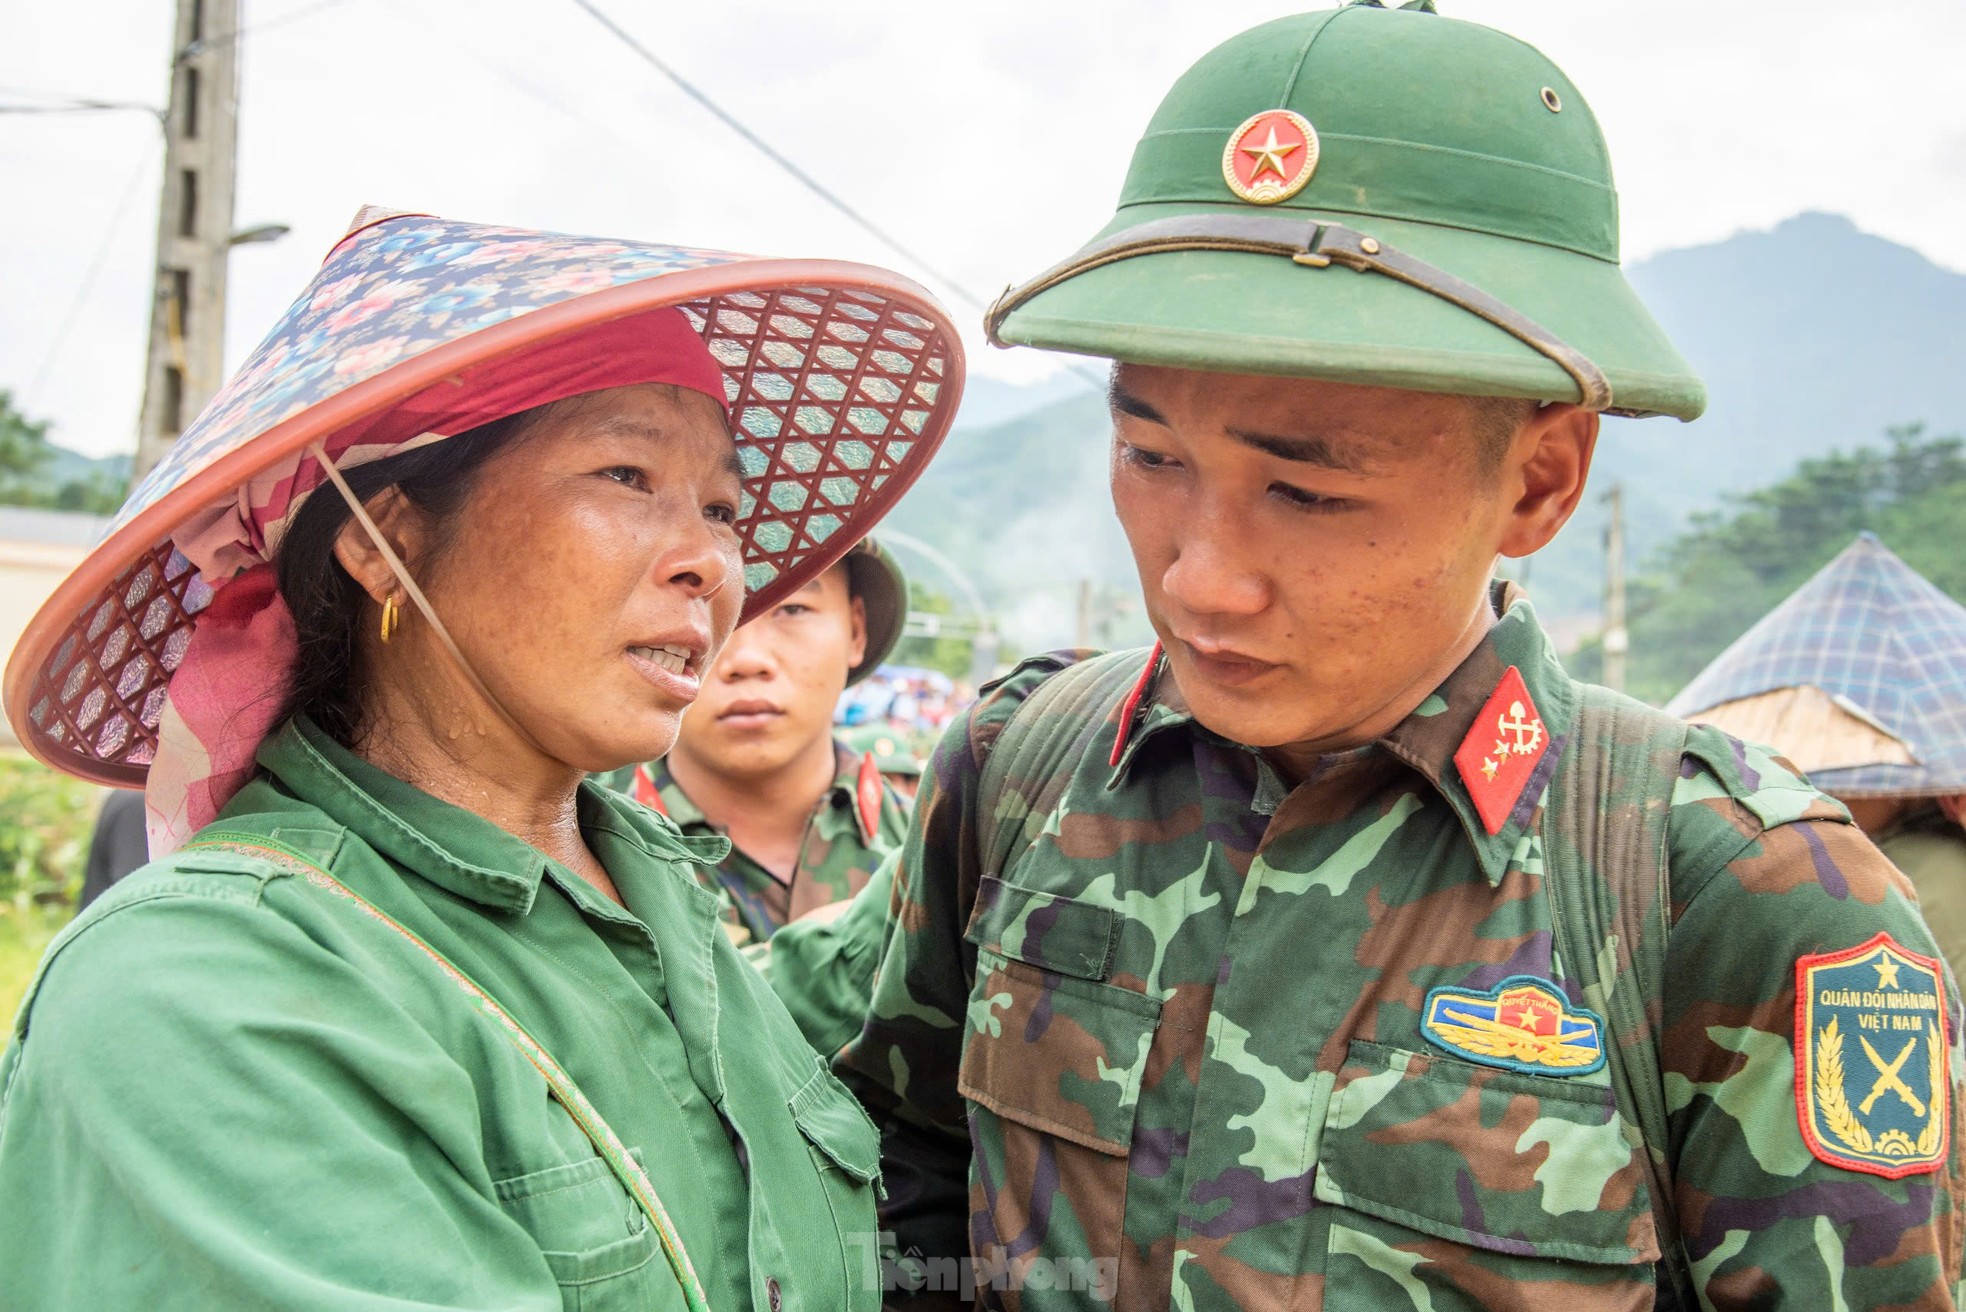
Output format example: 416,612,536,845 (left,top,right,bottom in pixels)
766,1275,783,1311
